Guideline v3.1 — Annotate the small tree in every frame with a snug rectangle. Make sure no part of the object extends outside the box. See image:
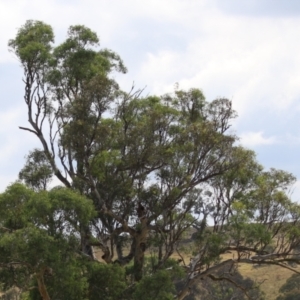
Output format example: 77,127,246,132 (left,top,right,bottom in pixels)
0,183,96,299
19,149,53,191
